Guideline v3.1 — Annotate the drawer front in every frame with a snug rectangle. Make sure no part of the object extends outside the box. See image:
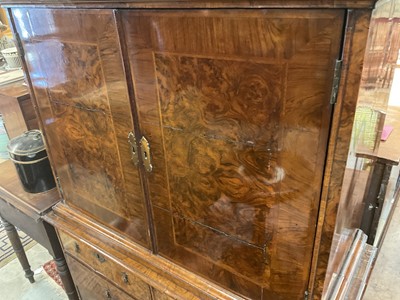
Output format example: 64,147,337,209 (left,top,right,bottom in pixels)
152,288,176,300
66,254,133,300
59,230,152,300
